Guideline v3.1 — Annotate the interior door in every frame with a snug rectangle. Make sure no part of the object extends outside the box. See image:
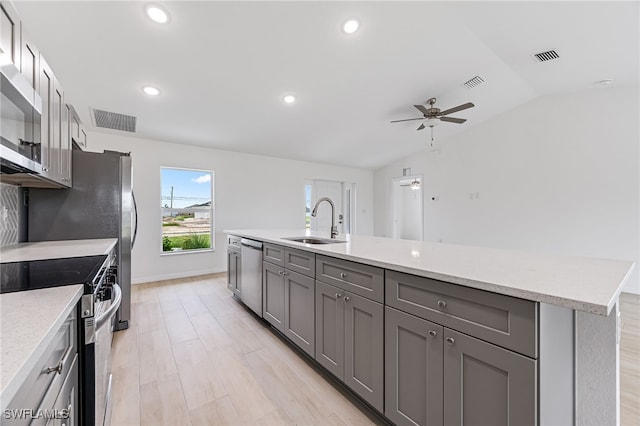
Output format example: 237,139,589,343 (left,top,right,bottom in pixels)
311,180,344,234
